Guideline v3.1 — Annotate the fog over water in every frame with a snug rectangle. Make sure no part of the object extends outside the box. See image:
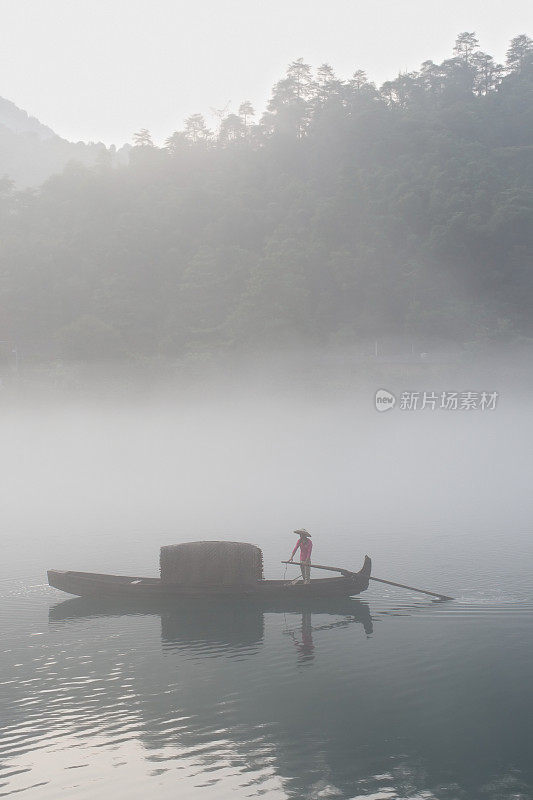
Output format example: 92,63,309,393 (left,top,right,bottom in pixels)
2,355,531,593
